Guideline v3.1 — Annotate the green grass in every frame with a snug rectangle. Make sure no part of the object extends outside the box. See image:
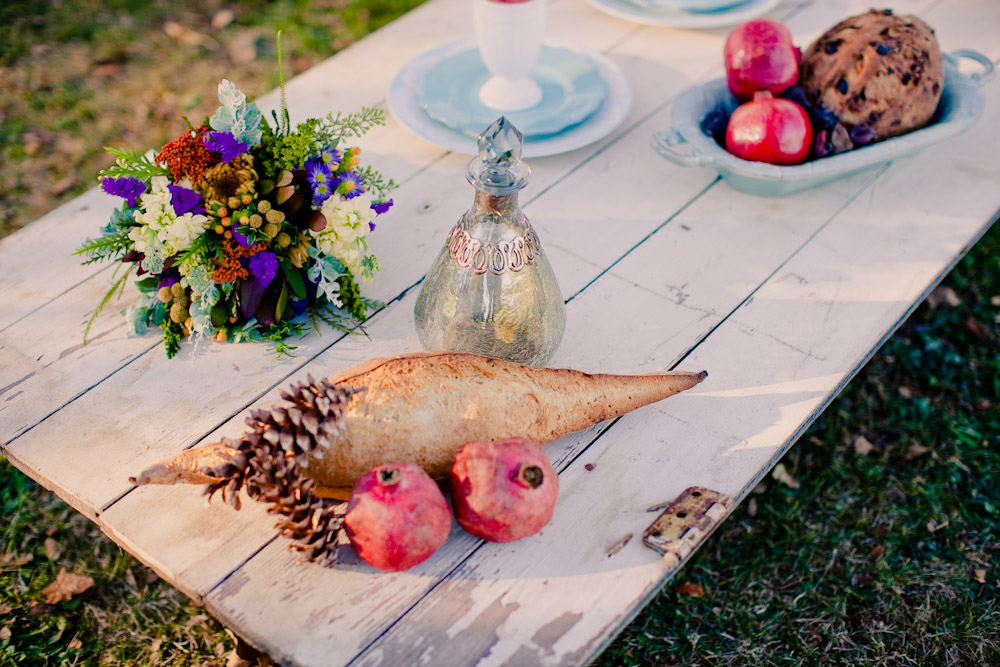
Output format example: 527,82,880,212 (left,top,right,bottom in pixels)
2,1,999,664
